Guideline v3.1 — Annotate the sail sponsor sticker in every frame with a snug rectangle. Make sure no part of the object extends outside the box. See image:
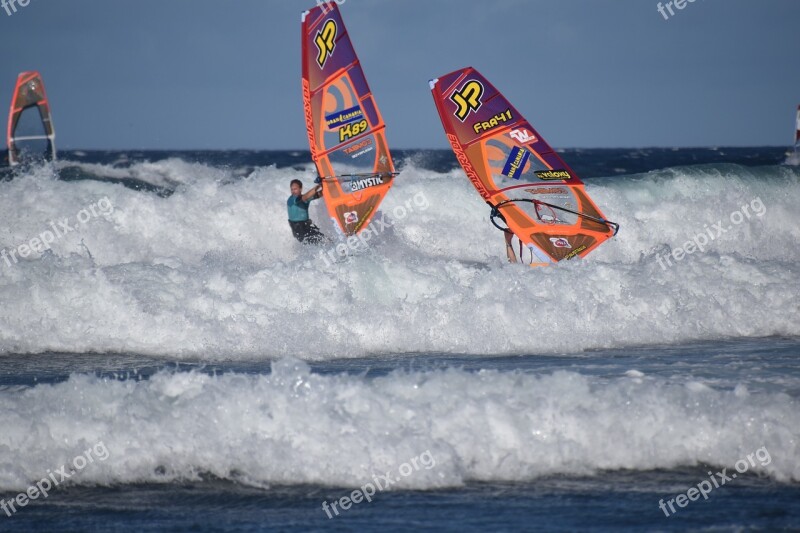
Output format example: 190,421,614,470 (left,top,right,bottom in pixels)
535,169,571,181
450,80,484,122
501,146,531,179
565,244,587,260
354,206,374,232
509,128,537,144
350,175,383,192
344,211,358,224
342,138,374,159
326,106,364,129
549,237,571,249
527,187,568,195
